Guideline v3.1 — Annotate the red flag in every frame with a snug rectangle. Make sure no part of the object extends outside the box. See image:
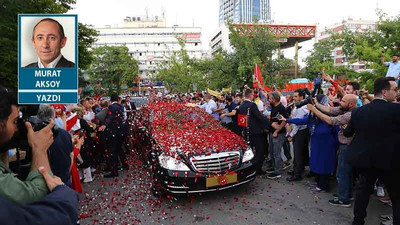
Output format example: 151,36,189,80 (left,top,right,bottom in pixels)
237,114,247,127
66,113,78,131
253,64,265,89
